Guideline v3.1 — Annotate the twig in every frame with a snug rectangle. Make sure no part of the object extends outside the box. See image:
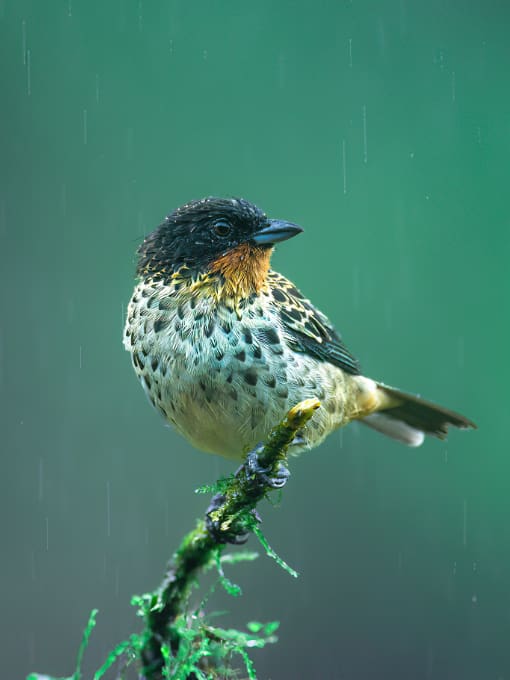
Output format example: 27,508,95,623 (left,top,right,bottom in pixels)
140,398,321,679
